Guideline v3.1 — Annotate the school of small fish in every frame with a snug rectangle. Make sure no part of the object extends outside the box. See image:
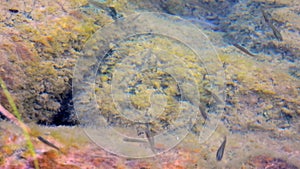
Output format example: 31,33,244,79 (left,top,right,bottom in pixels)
261,9,283,41
232,8,283,58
